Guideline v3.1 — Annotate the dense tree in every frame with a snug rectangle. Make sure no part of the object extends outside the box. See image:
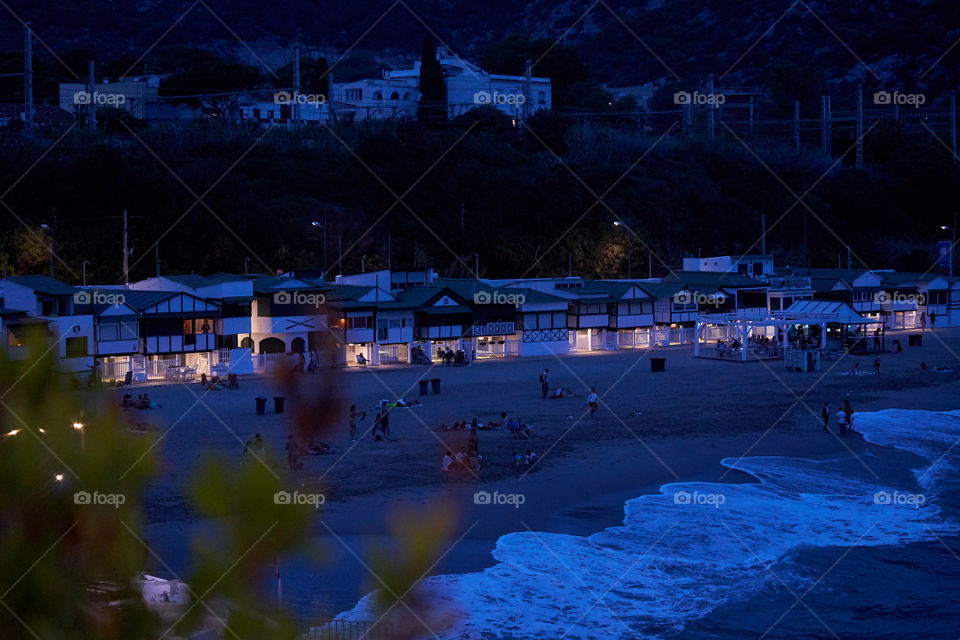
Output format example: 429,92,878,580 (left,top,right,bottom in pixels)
416,35,446,124
159,61,261,121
